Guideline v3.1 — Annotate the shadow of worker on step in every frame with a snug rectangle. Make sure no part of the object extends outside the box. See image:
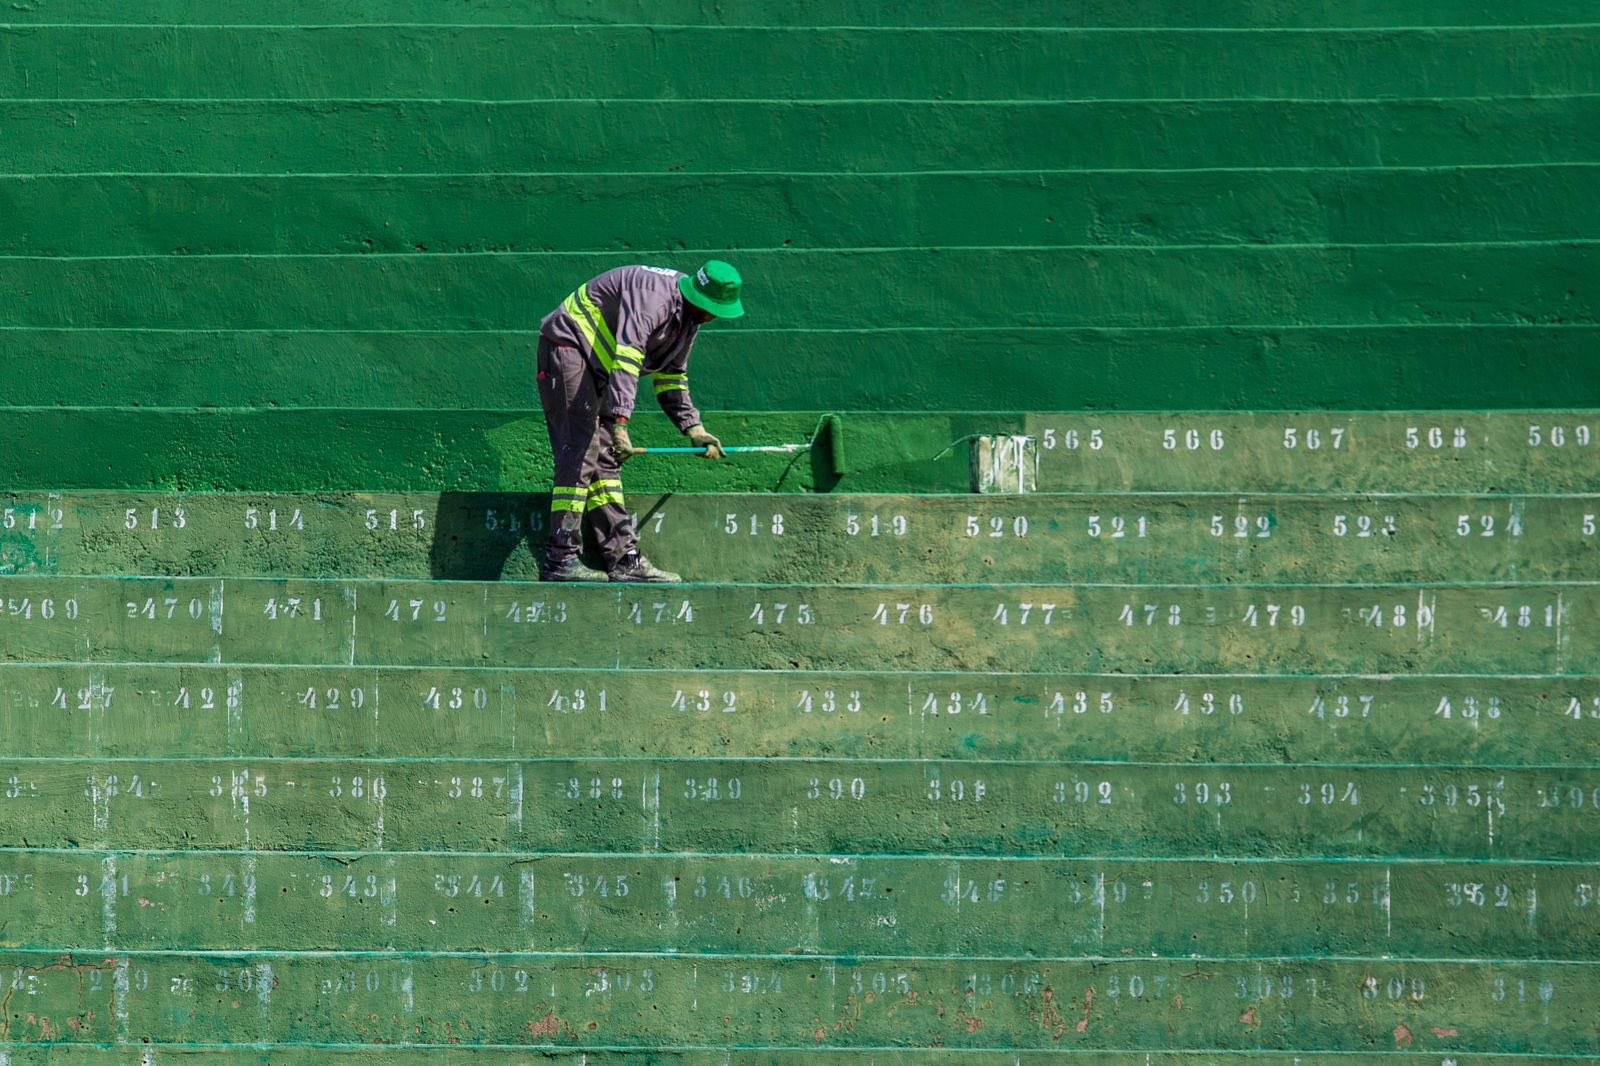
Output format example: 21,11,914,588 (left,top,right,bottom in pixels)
428,492,550,581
